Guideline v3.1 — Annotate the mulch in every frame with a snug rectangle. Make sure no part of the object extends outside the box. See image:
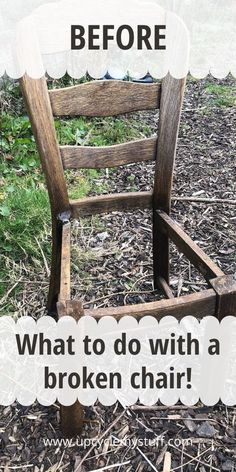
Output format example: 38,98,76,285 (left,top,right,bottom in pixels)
0,76,235,471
